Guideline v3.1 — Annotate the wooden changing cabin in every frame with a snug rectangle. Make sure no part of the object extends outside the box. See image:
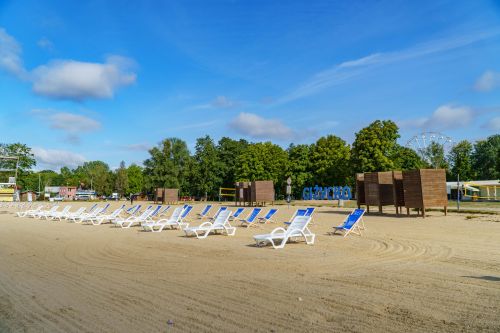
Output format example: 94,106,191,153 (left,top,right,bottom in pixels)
155,188,179,204
392,171,405,214
356,173,365,209
364,171,395,213
402,169,447,218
